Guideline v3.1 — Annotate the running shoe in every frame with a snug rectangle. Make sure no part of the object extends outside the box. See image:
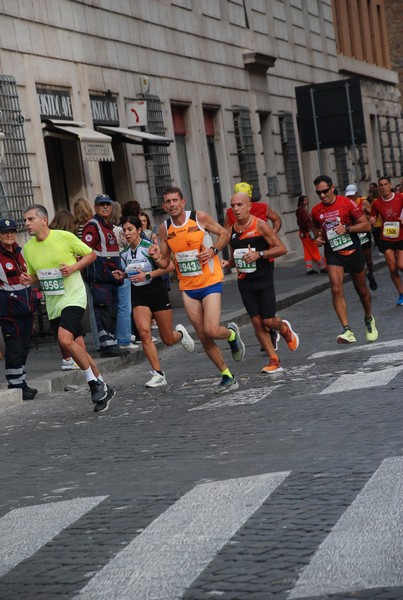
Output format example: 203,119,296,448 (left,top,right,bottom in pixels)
100,346,130,358
89,379,107,403
61,358,80,370
306,270,318,275
320,268,328,274
269,329,280,352
365,315,378,342
119,342,139,350
261,358,283,374
366,272,378,291
396,294,403,306
281,319,299,351
145,370,167,388
336,328,356,344
227,322,245,362
213,375,239,394
94,384,116,413
175,323,194,352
